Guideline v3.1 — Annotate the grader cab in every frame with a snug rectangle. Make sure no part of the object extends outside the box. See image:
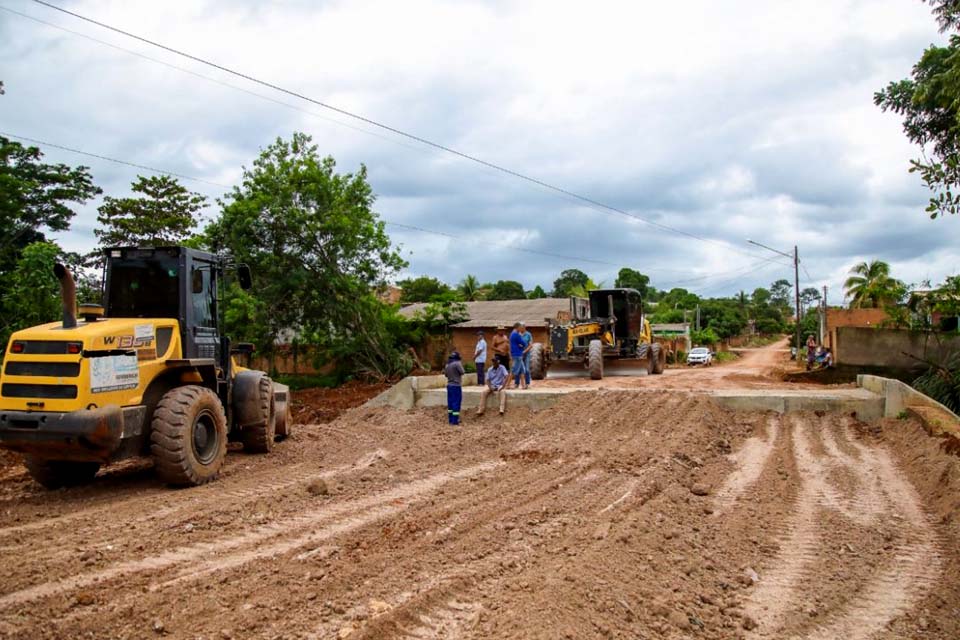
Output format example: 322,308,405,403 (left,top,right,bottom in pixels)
0,246,290,488
527,288,665,380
